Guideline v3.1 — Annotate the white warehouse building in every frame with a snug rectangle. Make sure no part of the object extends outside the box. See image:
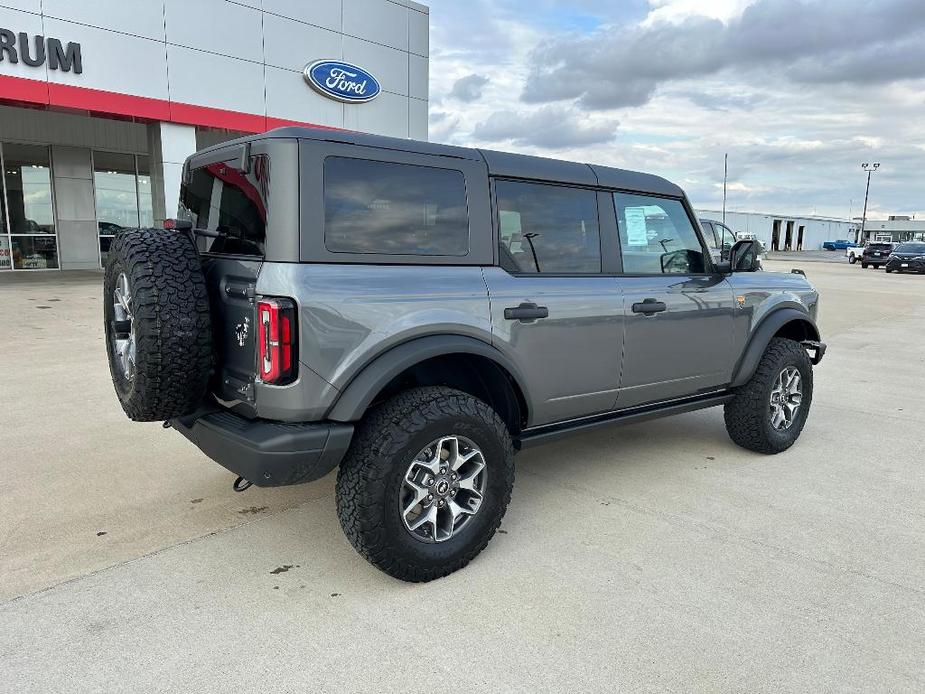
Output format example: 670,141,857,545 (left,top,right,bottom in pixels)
695,209,860,252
